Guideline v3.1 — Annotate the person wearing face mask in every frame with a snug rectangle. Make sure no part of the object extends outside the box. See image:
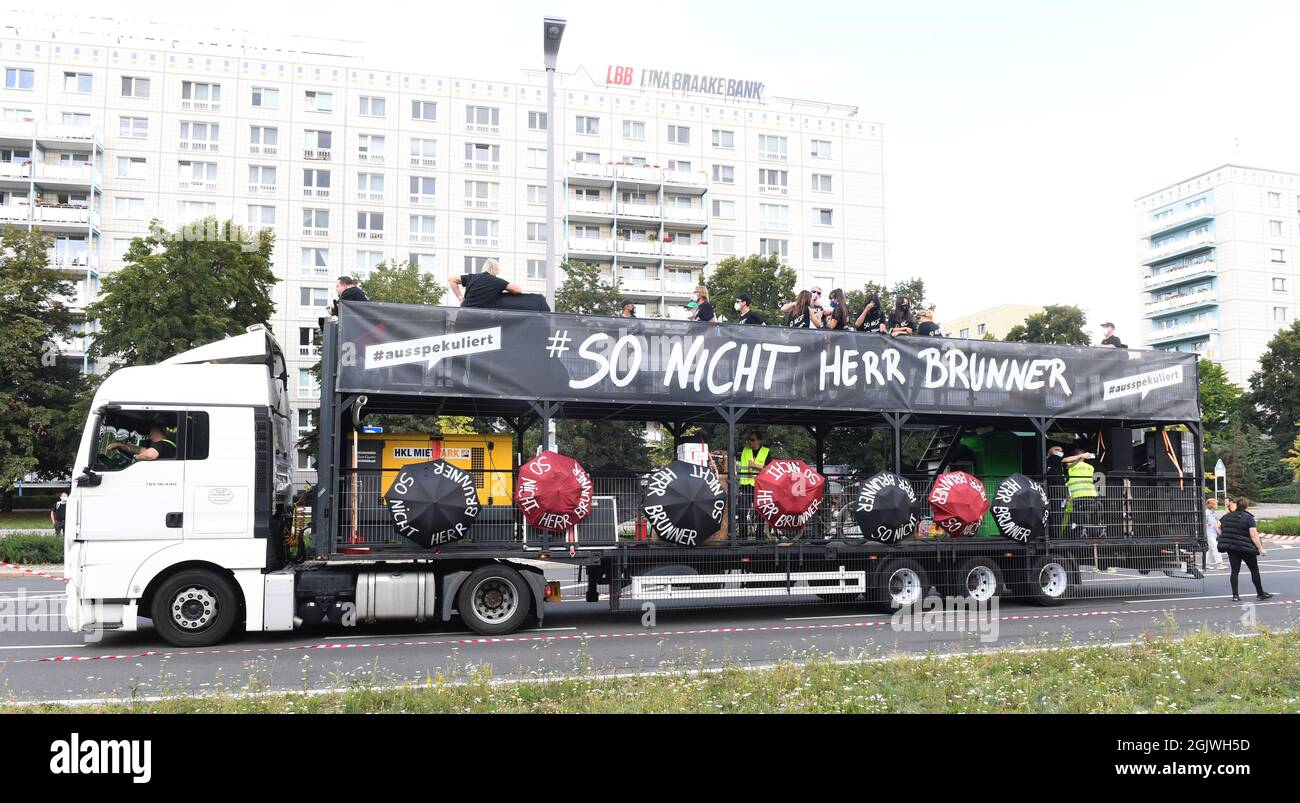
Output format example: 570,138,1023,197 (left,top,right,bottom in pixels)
855,291,887,333
824,288,849,331
734,293,765,325
785,290,823,329
888,296,916,336
689,285,716,323
1045,443,1068,537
